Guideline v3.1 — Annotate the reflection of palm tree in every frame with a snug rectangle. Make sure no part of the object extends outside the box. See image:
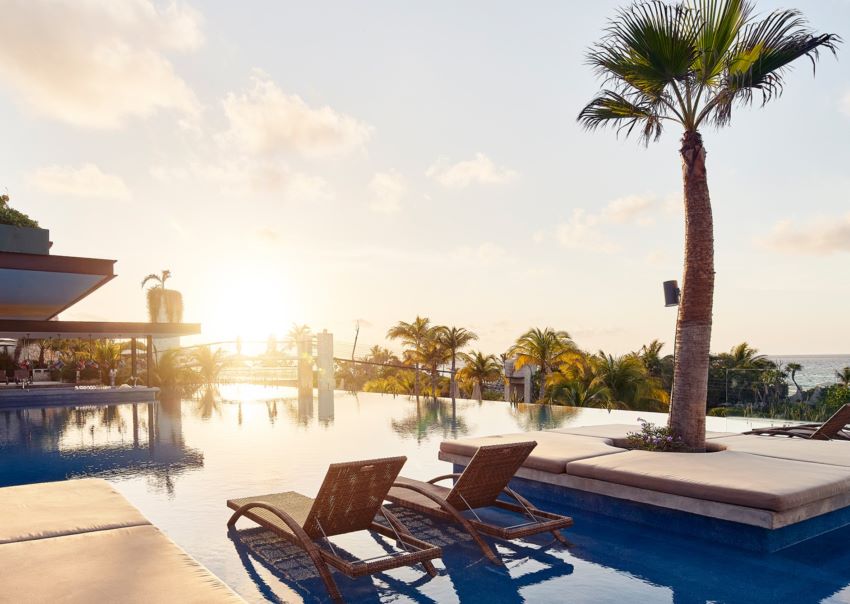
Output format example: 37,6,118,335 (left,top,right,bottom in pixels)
578,0,837,449
390,399,469,442
194,386,221,420
439,326,478,401
509,402,576,431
